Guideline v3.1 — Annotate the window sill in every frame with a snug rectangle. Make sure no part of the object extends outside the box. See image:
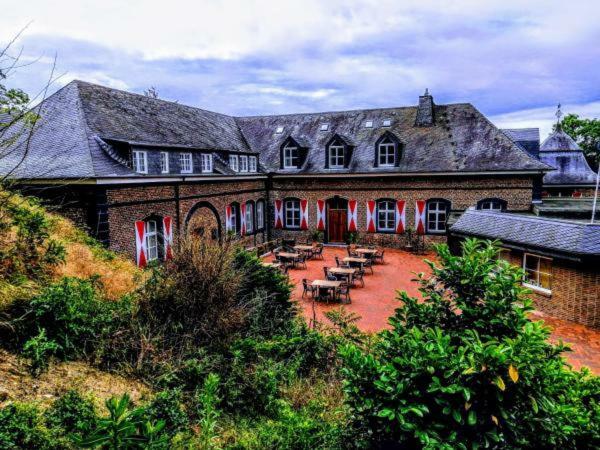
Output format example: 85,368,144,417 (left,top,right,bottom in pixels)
523,283,552,297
